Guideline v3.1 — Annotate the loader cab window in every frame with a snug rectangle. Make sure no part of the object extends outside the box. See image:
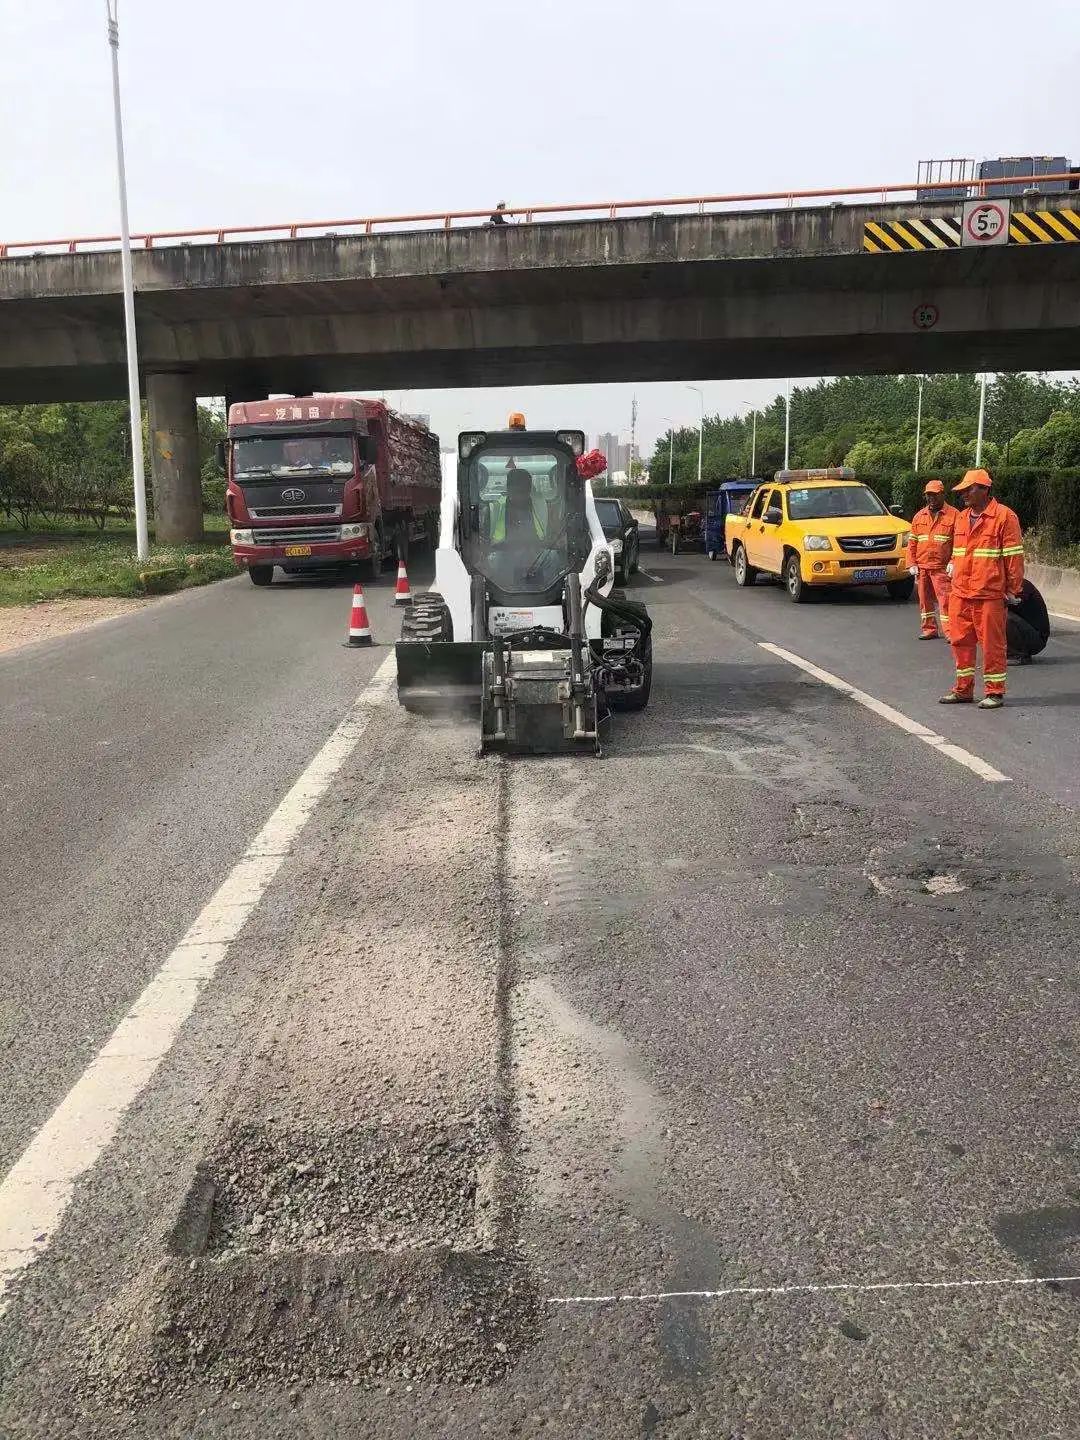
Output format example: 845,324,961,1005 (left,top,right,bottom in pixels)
461,446,587,596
